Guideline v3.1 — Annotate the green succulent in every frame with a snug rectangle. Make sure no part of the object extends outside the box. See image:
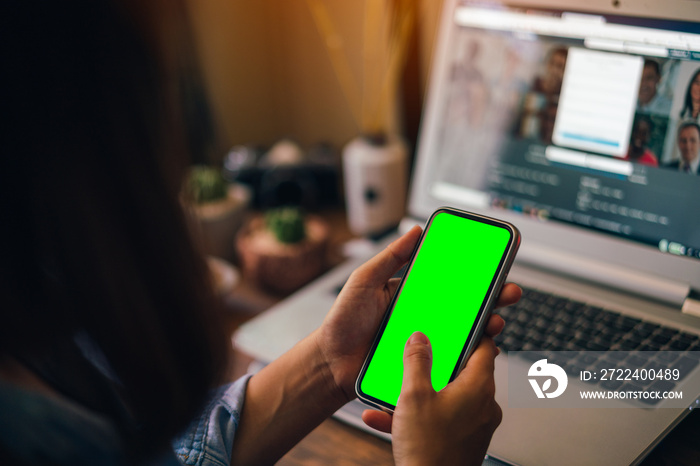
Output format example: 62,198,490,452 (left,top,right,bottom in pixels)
188,166,227,204
266,207,306,244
